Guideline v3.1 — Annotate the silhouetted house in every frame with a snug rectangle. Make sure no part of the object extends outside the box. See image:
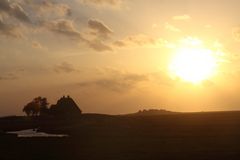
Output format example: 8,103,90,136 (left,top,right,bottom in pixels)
50,96,82,117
